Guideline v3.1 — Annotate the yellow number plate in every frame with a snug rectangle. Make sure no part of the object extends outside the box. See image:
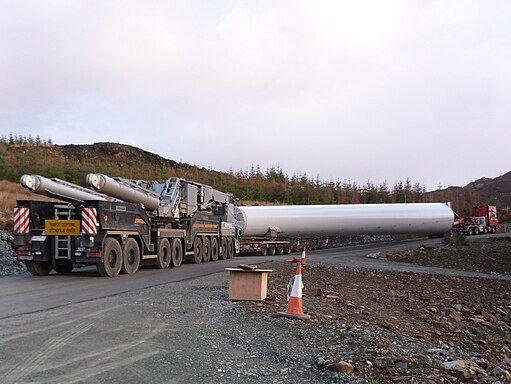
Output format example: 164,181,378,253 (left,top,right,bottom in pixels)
45,220,81,236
